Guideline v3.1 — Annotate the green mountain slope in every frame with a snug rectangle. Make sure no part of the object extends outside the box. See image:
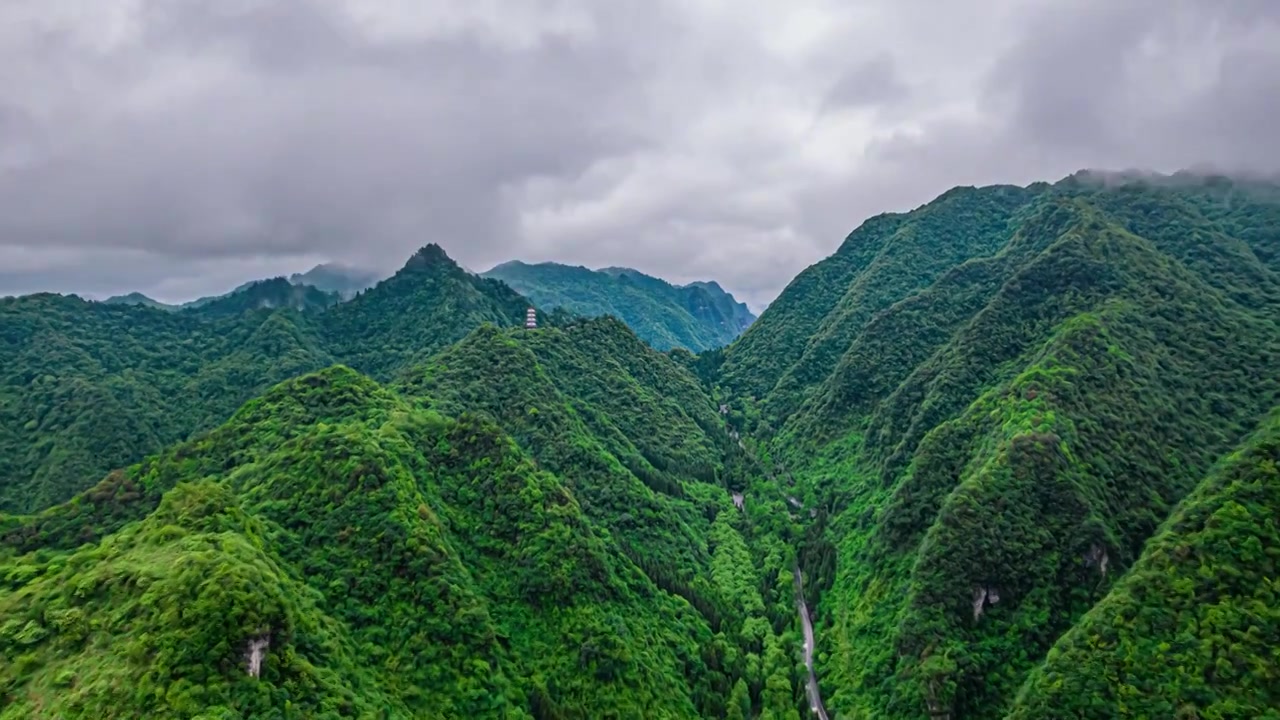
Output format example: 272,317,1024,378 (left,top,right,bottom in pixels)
1007,411,1280,720
0,296,333,513
483,261,755,352
713,172,1280,719
101,292,175,310
184,278,340,319
0,245,530,513
326,245,532,379
0,368,737,718
402,320,743,612
718,183,1045,428
2,170,1278,718
397,318,808,716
